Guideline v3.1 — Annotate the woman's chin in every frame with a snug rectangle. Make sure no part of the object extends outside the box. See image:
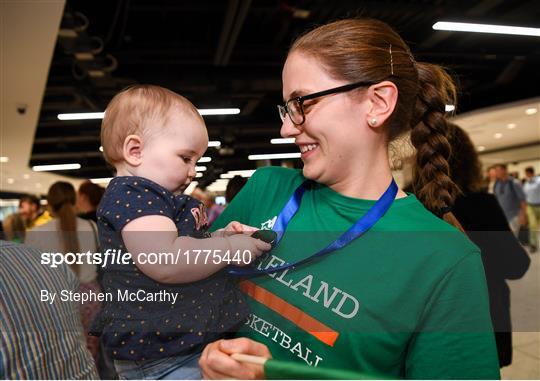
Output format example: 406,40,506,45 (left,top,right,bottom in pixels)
302,164,322,182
